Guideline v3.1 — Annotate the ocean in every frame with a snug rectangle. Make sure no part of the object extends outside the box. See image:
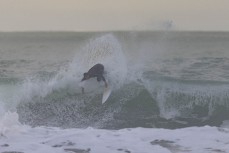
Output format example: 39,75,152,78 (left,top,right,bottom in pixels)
0,31,229,153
